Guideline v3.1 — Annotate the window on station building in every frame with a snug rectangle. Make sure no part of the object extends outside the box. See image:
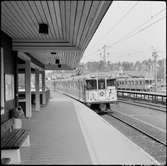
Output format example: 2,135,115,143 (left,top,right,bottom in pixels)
18,73,25,91
98,79,105,89
39,73,42,91
107,79,116,86
86,79,97,90
31,74,35,91
18,73,41,91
